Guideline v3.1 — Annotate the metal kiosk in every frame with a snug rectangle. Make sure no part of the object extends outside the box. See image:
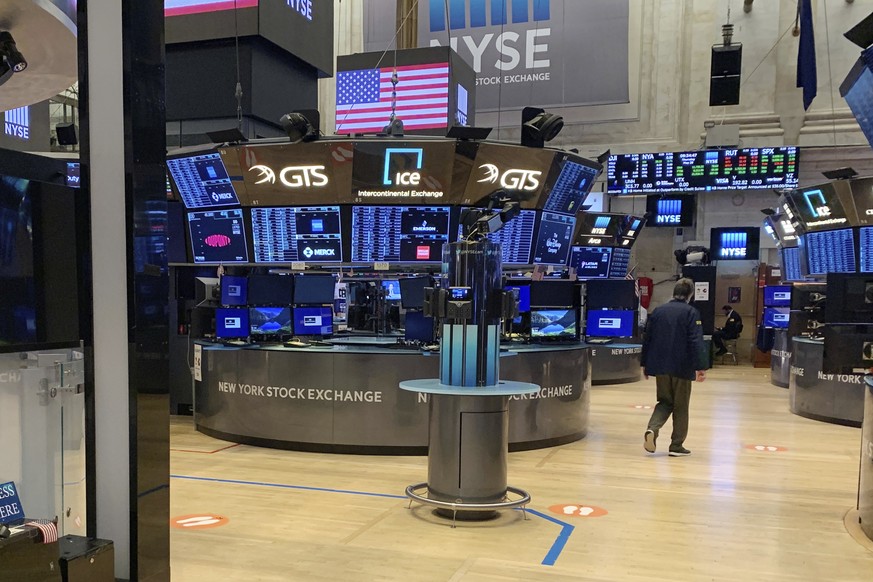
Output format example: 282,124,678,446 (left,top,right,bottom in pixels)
401,233,538,526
